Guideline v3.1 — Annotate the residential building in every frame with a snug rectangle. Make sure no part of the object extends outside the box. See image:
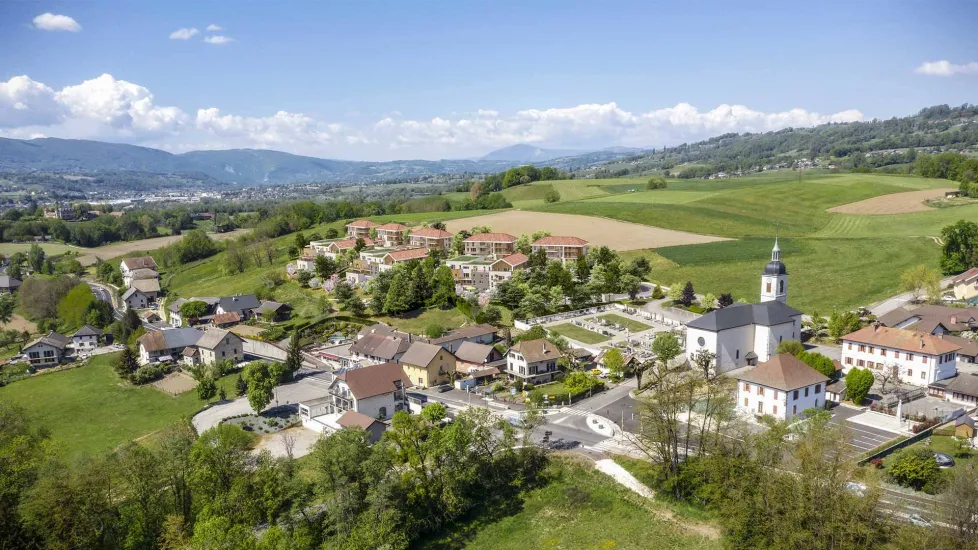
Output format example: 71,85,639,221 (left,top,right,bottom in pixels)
399,341,456,389
194,328,244,365
345,219,379,239
375,223,409,247
211,312,241,328
120,256,158,280
506,338,561,384
953,267,978,301
122,287,151,311
216,295,261,320
454,341,503,371
167,298,187,327
408,228,453,252
685,239,803,372
319,361,410,420
447,256,494,291
489,253,529,289
944,334,978,363
312,237,375,260
350,331,413,364
840,325,960,386
427,324,498,353
379,247,430,271
252,301,293,322
23,332,70,368
71,325,101,351
531,236,589,264
735,353,829,421
930,374,978,407
878,304,978,334
124,267,159,288
0,275,22,294
137,327,203,364
463,232,517,258
131,278,161,300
